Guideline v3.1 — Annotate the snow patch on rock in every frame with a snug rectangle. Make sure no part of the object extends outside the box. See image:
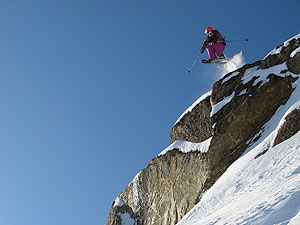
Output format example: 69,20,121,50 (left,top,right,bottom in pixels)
159,138,212,156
